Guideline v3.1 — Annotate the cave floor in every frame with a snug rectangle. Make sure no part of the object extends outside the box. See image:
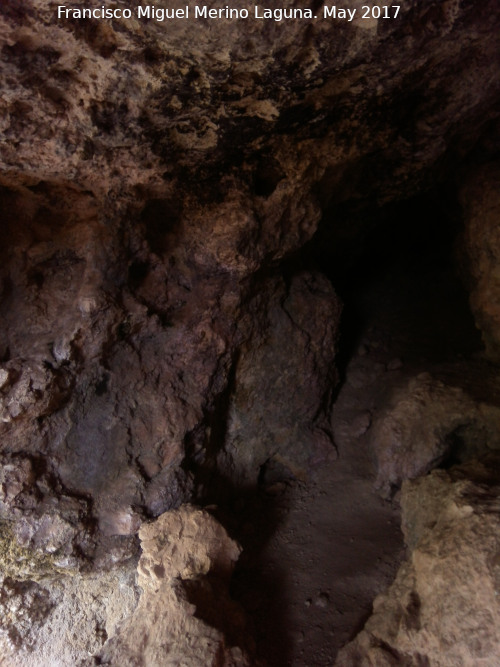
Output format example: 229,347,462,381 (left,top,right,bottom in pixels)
227,250,486,666
229,348,405,667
